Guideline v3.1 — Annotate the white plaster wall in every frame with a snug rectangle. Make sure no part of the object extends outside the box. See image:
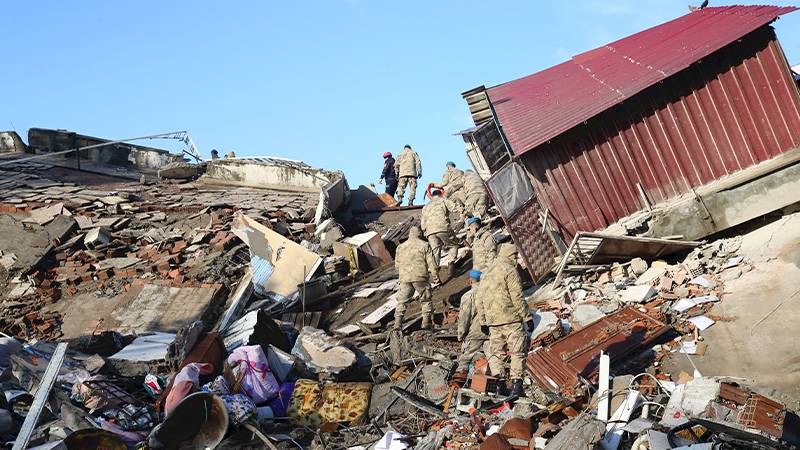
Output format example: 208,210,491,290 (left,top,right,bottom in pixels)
204,161,331,192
